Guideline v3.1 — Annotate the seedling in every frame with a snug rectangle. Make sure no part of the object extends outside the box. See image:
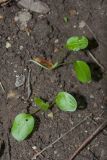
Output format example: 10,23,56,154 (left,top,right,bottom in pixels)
34,92,77,112
29,57,58,70
73,60,92,83
34,97,50,111
55,92,77,112
63,16,69,23
65,36,88,51
11,113,35,141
